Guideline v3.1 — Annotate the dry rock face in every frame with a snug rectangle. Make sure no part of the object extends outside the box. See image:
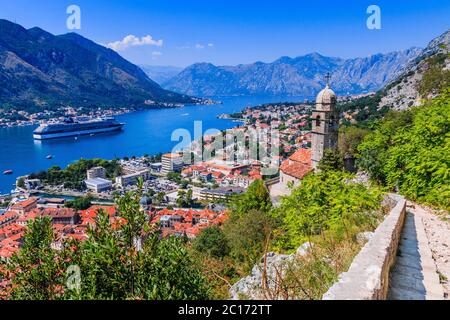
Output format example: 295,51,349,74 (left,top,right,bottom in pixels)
378,71,424,111
229,242,312,300
378,29,450,111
